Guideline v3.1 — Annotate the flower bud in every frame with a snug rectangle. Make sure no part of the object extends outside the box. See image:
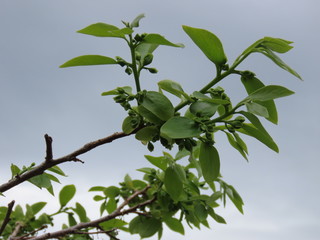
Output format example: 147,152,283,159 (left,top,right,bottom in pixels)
143,53,153,66
148,68,158,74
